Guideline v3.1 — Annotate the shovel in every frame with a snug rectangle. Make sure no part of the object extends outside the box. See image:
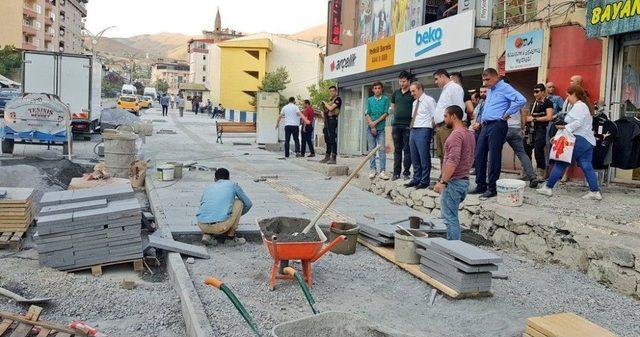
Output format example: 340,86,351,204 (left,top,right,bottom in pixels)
0,286,53,304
